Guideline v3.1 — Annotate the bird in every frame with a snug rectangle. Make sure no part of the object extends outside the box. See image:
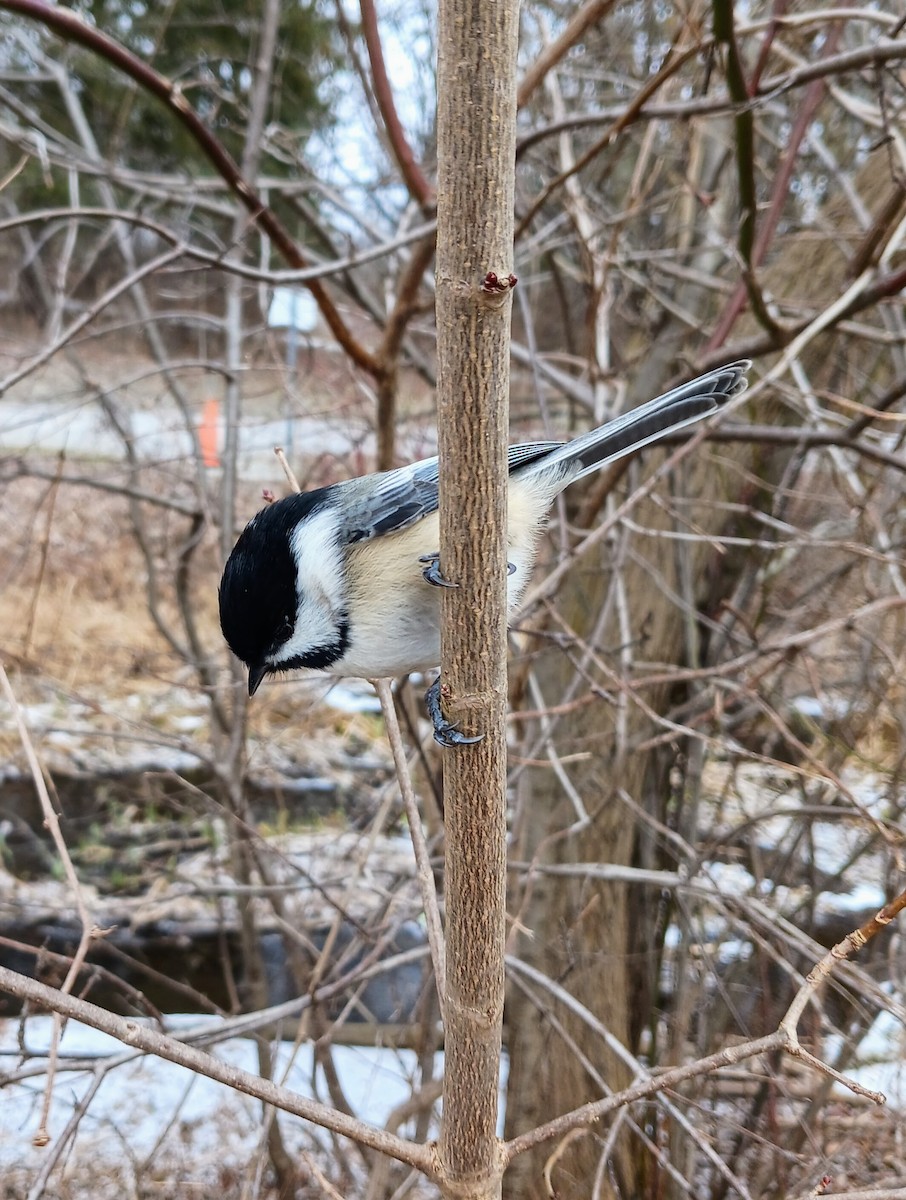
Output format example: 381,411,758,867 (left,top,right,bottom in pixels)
219,360,749,745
